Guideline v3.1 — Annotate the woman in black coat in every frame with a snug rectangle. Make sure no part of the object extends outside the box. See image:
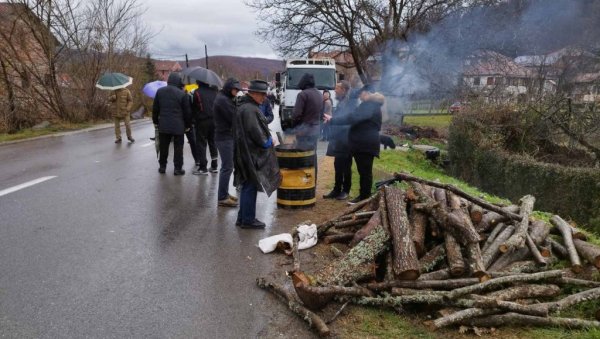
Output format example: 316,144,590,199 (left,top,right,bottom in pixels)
325,84,384,203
